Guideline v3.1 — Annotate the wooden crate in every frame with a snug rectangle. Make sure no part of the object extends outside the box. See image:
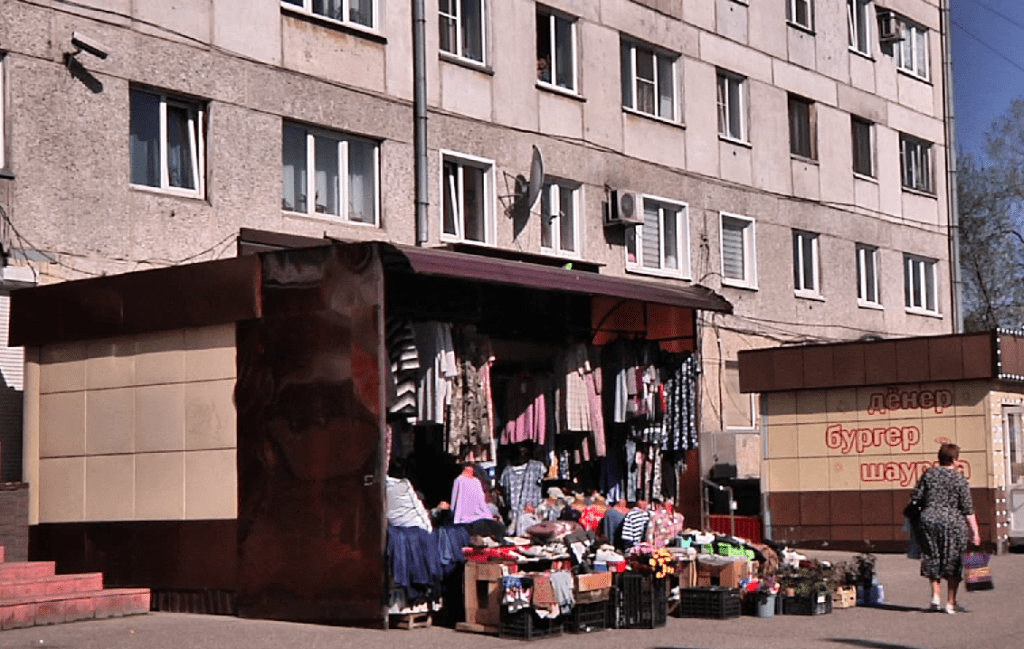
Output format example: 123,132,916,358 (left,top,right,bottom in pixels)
833,586,857,609
390,611,432,630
